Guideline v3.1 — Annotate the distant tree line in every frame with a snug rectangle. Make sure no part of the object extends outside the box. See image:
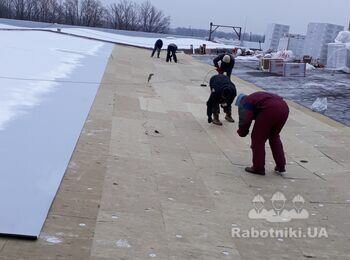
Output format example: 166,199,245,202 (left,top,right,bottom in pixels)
172,27,264,42
0,0,170,33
